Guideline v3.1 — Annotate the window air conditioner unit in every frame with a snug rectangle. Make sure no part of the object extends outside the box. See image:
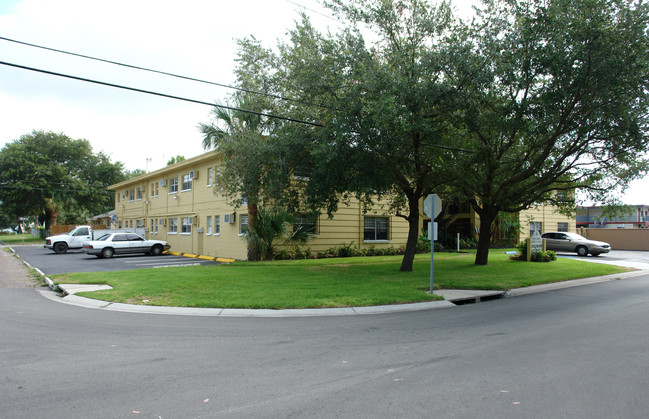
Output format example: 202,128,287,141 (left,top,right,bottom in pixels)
191,170,199,179
162,219,167,226
224,213,235,224
160,179,167,187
